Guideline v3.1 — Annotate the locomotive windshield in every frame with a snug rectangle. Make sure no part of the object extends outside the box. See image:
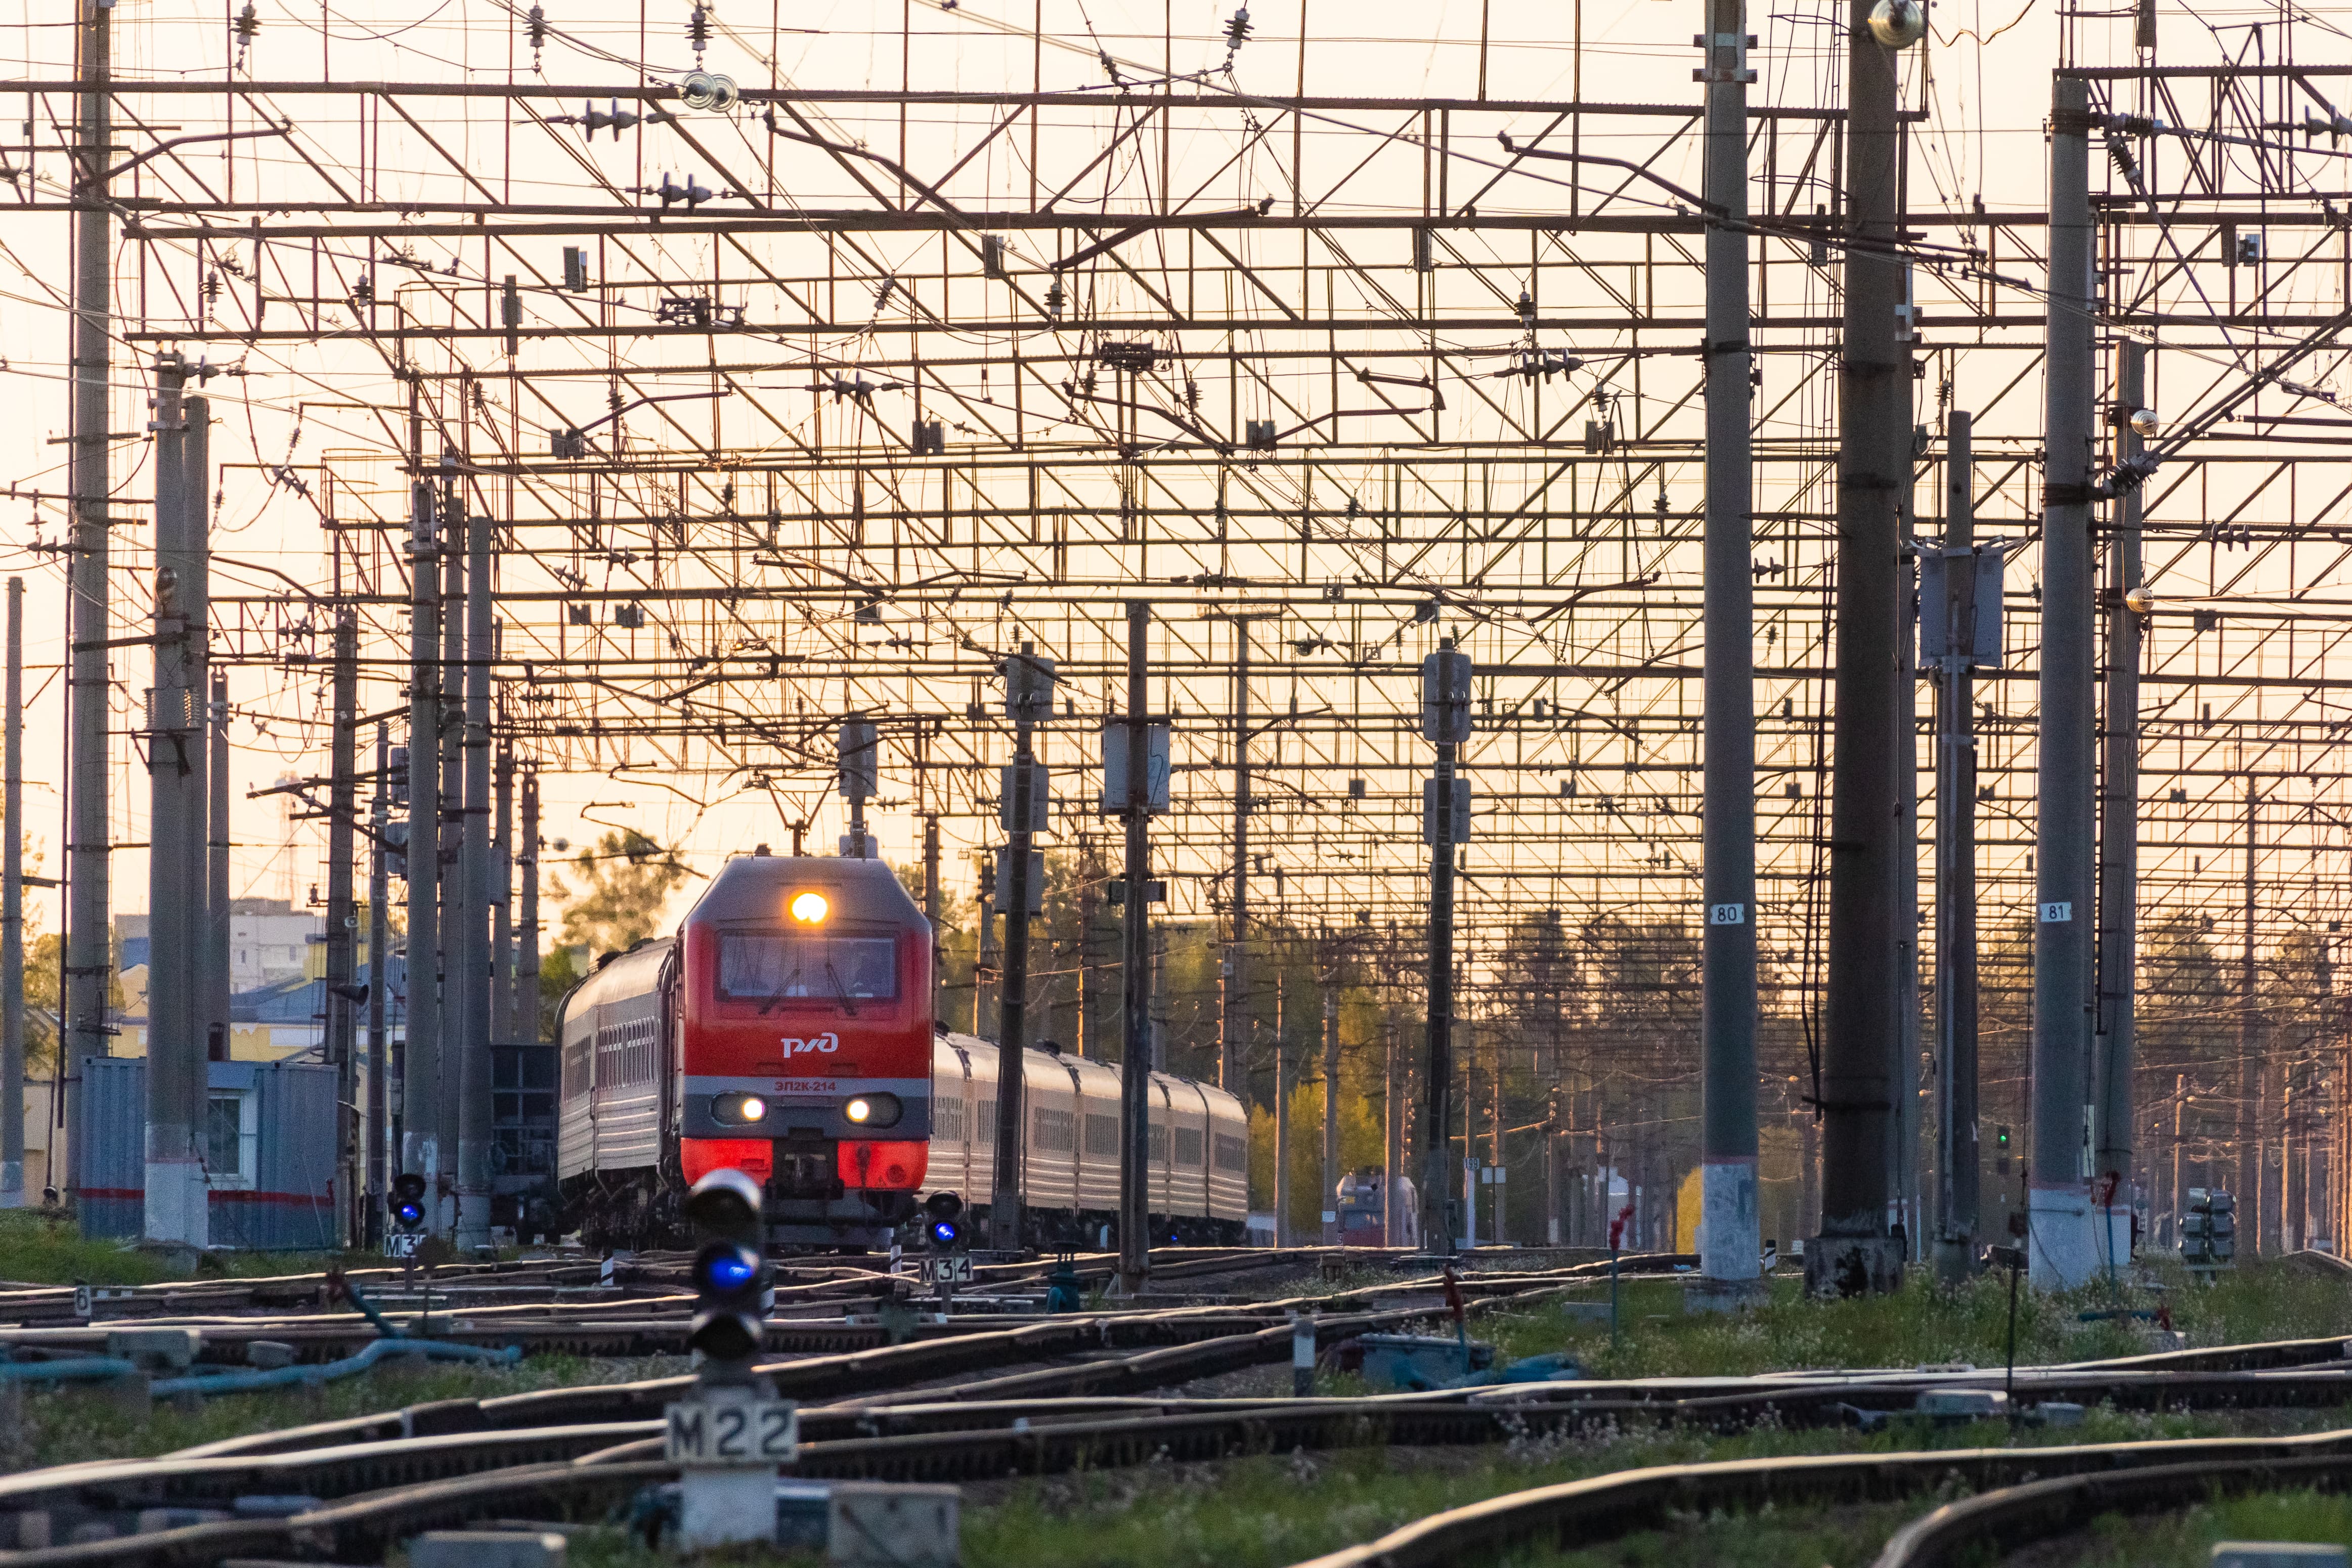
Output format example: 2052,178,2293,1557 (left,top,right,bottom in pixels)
717,932,898,1003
